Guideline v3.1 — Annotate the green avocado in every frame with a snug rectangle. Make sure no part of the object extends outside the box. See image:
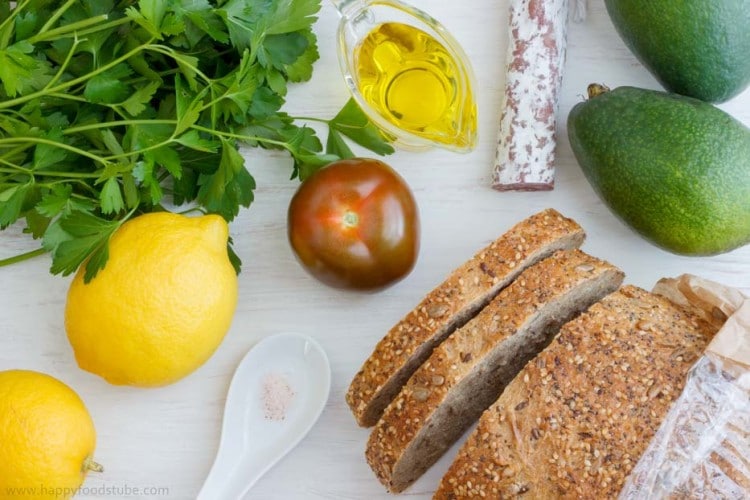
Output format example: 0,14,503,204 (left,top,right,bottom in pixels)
604,0,750,103
567,85,750,256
